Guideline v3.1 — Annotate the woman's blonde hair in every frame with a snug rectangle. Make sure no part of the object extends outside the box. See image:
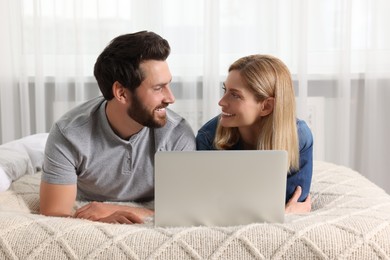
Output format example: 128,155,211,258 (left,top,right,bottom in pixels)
214,54,299,171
